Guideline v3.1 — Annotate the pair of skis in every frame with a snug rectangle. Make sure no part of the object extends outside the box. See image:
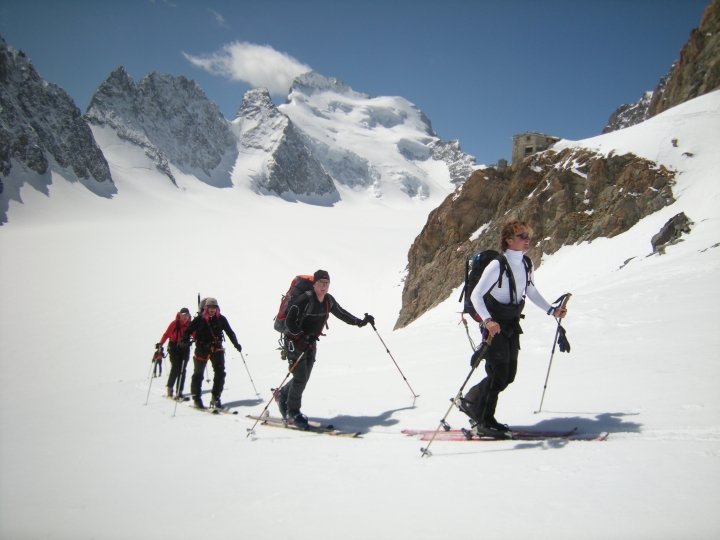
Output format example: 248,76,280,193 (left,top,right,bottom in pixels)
246,413,362,438
404,426,608,443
